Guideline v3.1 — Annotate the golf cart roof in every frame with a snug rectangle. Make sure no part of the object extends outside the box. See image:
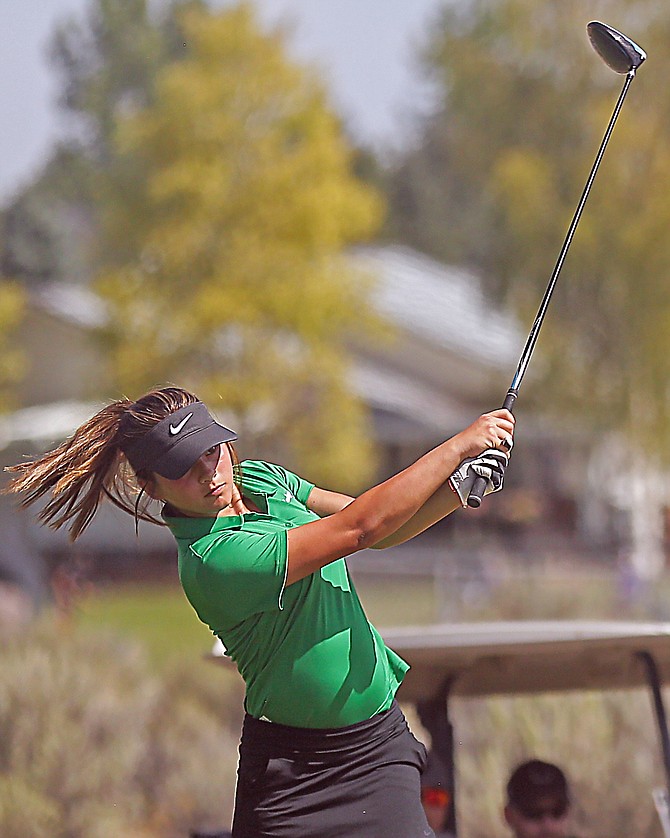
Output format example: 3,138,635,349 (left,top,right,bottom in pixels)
381,620,670,702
